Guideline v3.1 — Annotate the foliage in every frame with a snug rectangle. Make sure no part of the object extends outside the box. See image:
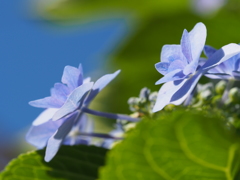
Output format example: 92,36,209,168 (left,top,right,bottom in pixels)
3,1,240,179
100,109,240,180
0,145,108,180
